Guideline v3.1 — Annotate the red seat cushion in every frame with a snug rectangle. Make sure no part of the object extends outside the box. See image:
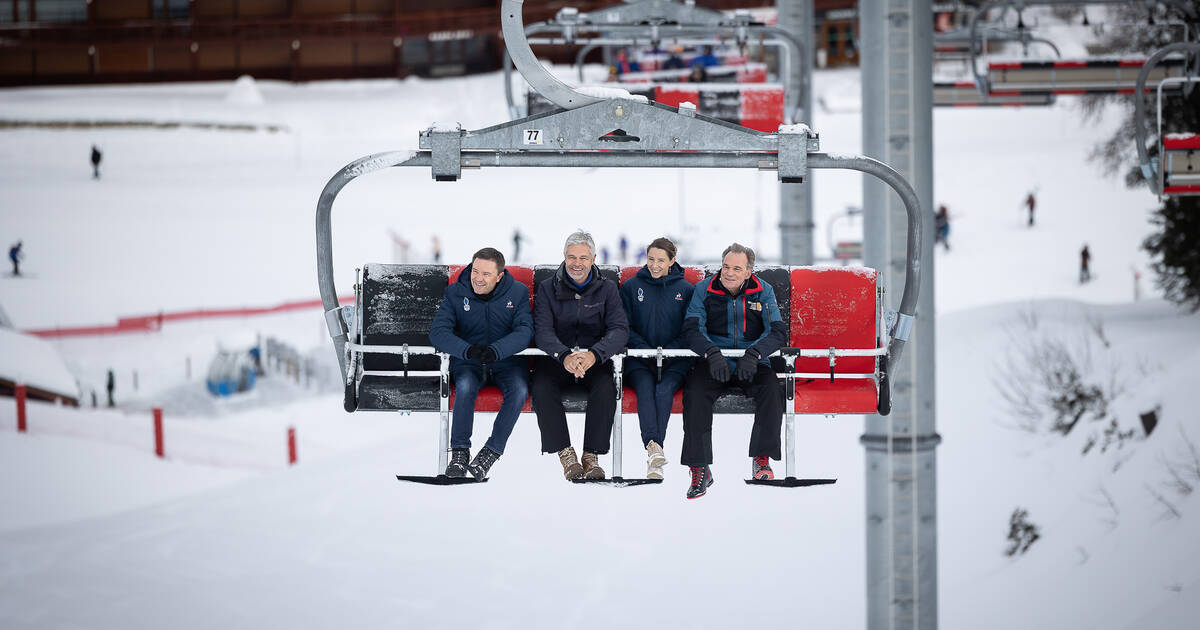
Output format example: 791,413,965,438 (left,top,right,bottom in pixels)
450,386,532,413
795,378,878,414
